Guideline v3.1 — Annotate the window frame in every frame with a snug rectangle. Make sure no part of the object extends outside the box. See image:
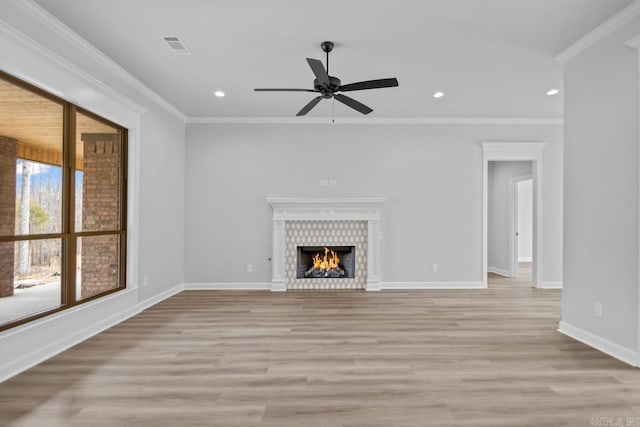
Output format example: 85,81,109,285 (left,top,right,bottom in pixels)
0,70,128,332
